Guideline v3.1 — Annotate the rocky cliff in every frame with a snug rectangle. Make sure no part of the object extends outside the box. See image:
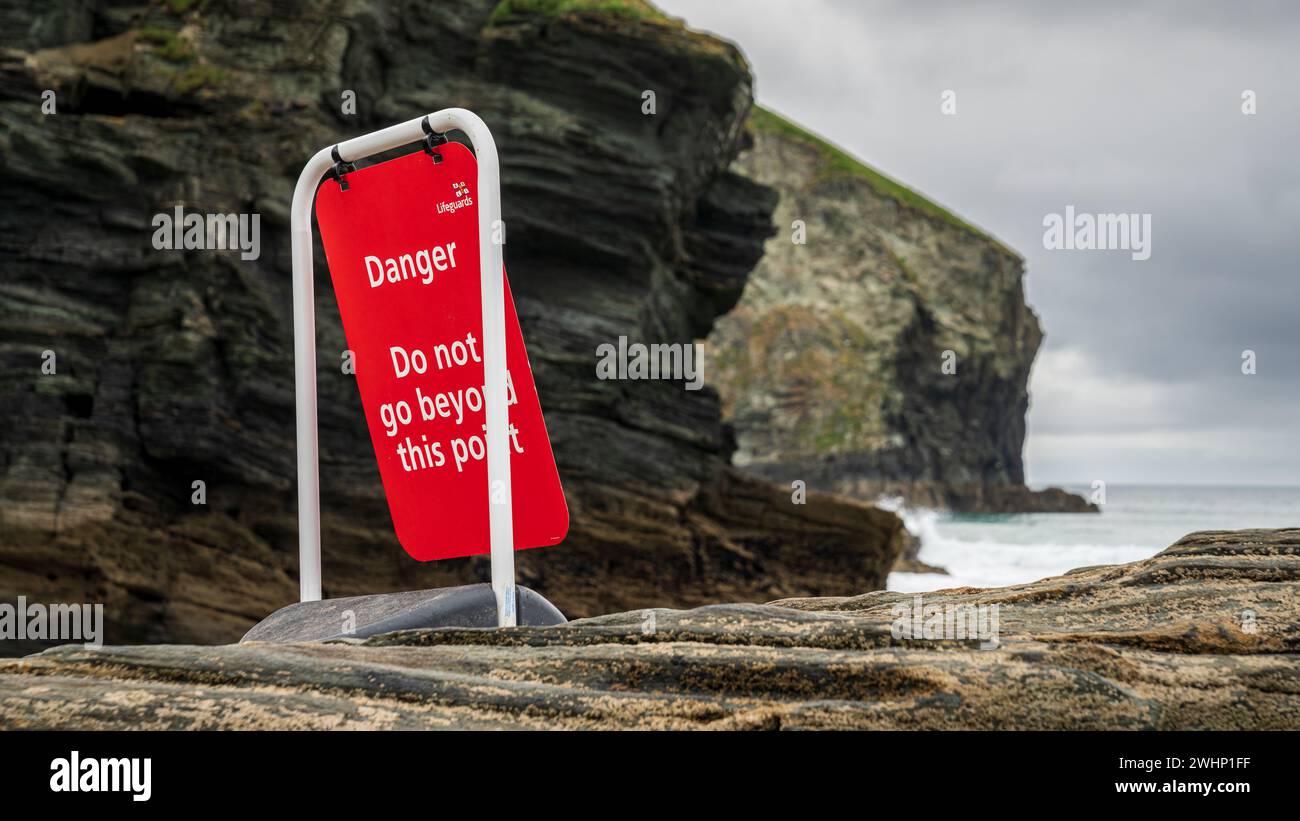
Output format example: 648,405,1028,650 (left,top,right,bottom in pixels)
0,0,906,649
4,528,1297,729
709,107,1093,513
